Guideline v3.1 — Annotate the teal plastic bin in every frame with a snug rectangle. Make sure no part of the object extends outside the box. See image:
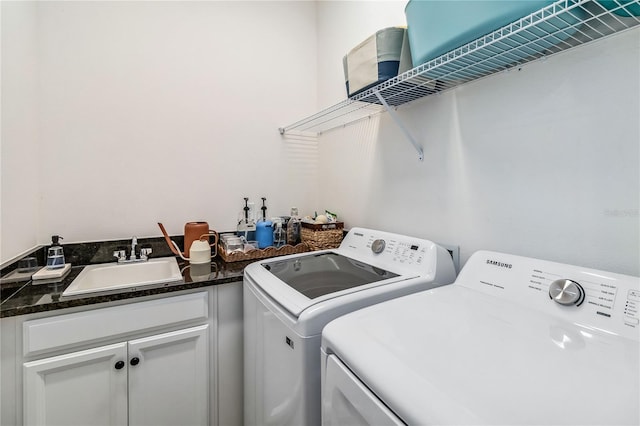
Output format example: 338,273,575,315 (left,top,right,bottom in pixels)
405,0,584,69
